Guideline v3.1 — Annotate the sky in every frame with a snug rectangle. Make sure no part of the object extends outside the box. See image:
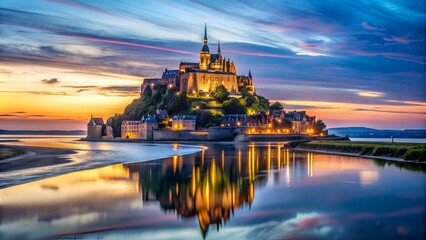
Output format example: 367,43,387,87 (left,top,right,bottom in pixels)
0,0,425,130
